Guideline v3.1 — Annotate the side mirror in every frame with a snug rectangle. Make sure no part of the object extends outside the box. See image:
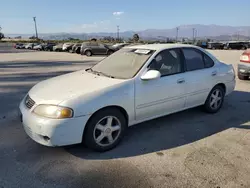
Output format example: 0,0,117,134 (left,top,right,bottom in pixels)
141,70,161,81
